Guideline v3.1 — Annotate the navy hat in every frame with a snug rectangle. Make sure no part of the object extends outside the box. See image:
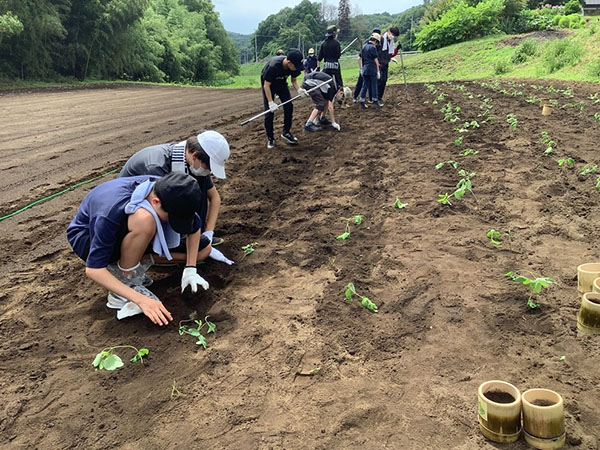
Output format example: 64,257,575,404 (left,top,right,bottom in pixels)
372,26,382,34
287,48,303,68
154,172,202,235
